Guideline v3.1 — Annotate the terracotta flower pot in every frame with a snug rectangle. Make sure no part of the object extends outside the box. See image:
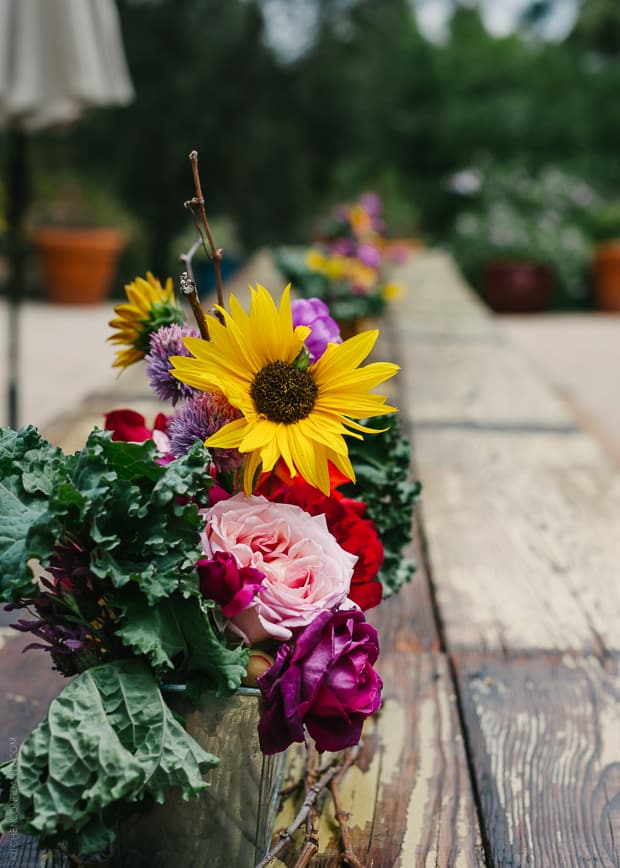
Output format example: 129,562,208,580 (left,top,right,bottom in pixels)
34,227,126,305
481,259,554,313
592,241,620,311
